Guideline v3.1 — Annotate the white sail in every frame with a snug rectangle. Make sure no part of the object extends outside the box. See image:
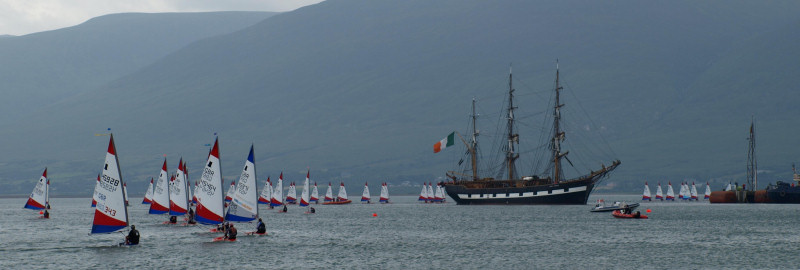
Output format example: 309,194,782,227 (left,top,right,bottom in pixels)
300,171,310,206
324,182,334,202
149,159,171,214
419,183,428,201
226,145,259,222
704,182,711,199
379,182,389,203
433,183,443,202
24,168,49,210
655,183,664,200
311,182,319,203
258,176,272,204
337,182,348,201
286,182,297,203
169,159,189,216
642,182,651,201
725,183,732,191
142,178,154,204
361,182,370,202
270,172,284,206
427,182,435,201
195,138,225,225
666,182,675,200
224,181,236,202
690,182,698,200
91,134,129,234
